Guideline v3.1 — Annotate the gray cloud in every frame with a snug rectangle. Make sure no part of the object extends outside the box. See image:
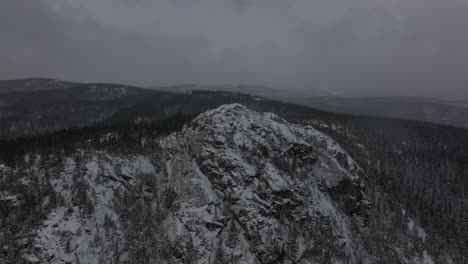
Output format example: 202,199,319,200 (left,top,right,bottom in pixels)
1,0,467,100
